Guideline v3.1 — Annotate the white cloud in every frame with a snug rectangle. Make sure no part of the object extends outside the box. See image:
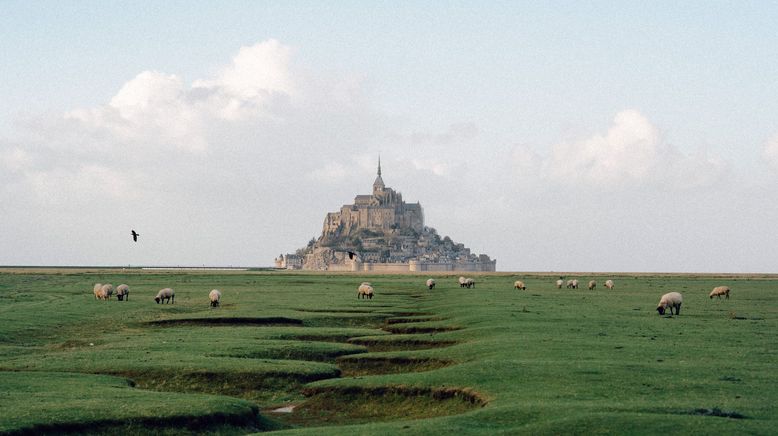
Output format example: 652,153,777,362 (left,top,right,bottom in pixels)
309,162,349,183
763,133,778,169
410,158,453,176
0,146,33,172
537,109,728,190
193,39,294,99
